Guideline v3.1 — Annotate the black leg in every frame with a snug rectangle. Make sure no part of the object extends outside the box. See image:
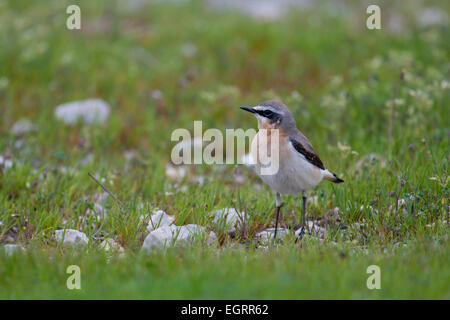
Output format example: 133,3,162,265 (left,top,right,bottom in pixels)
274,193,282,240
296,193,307,242
274,205,281,240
